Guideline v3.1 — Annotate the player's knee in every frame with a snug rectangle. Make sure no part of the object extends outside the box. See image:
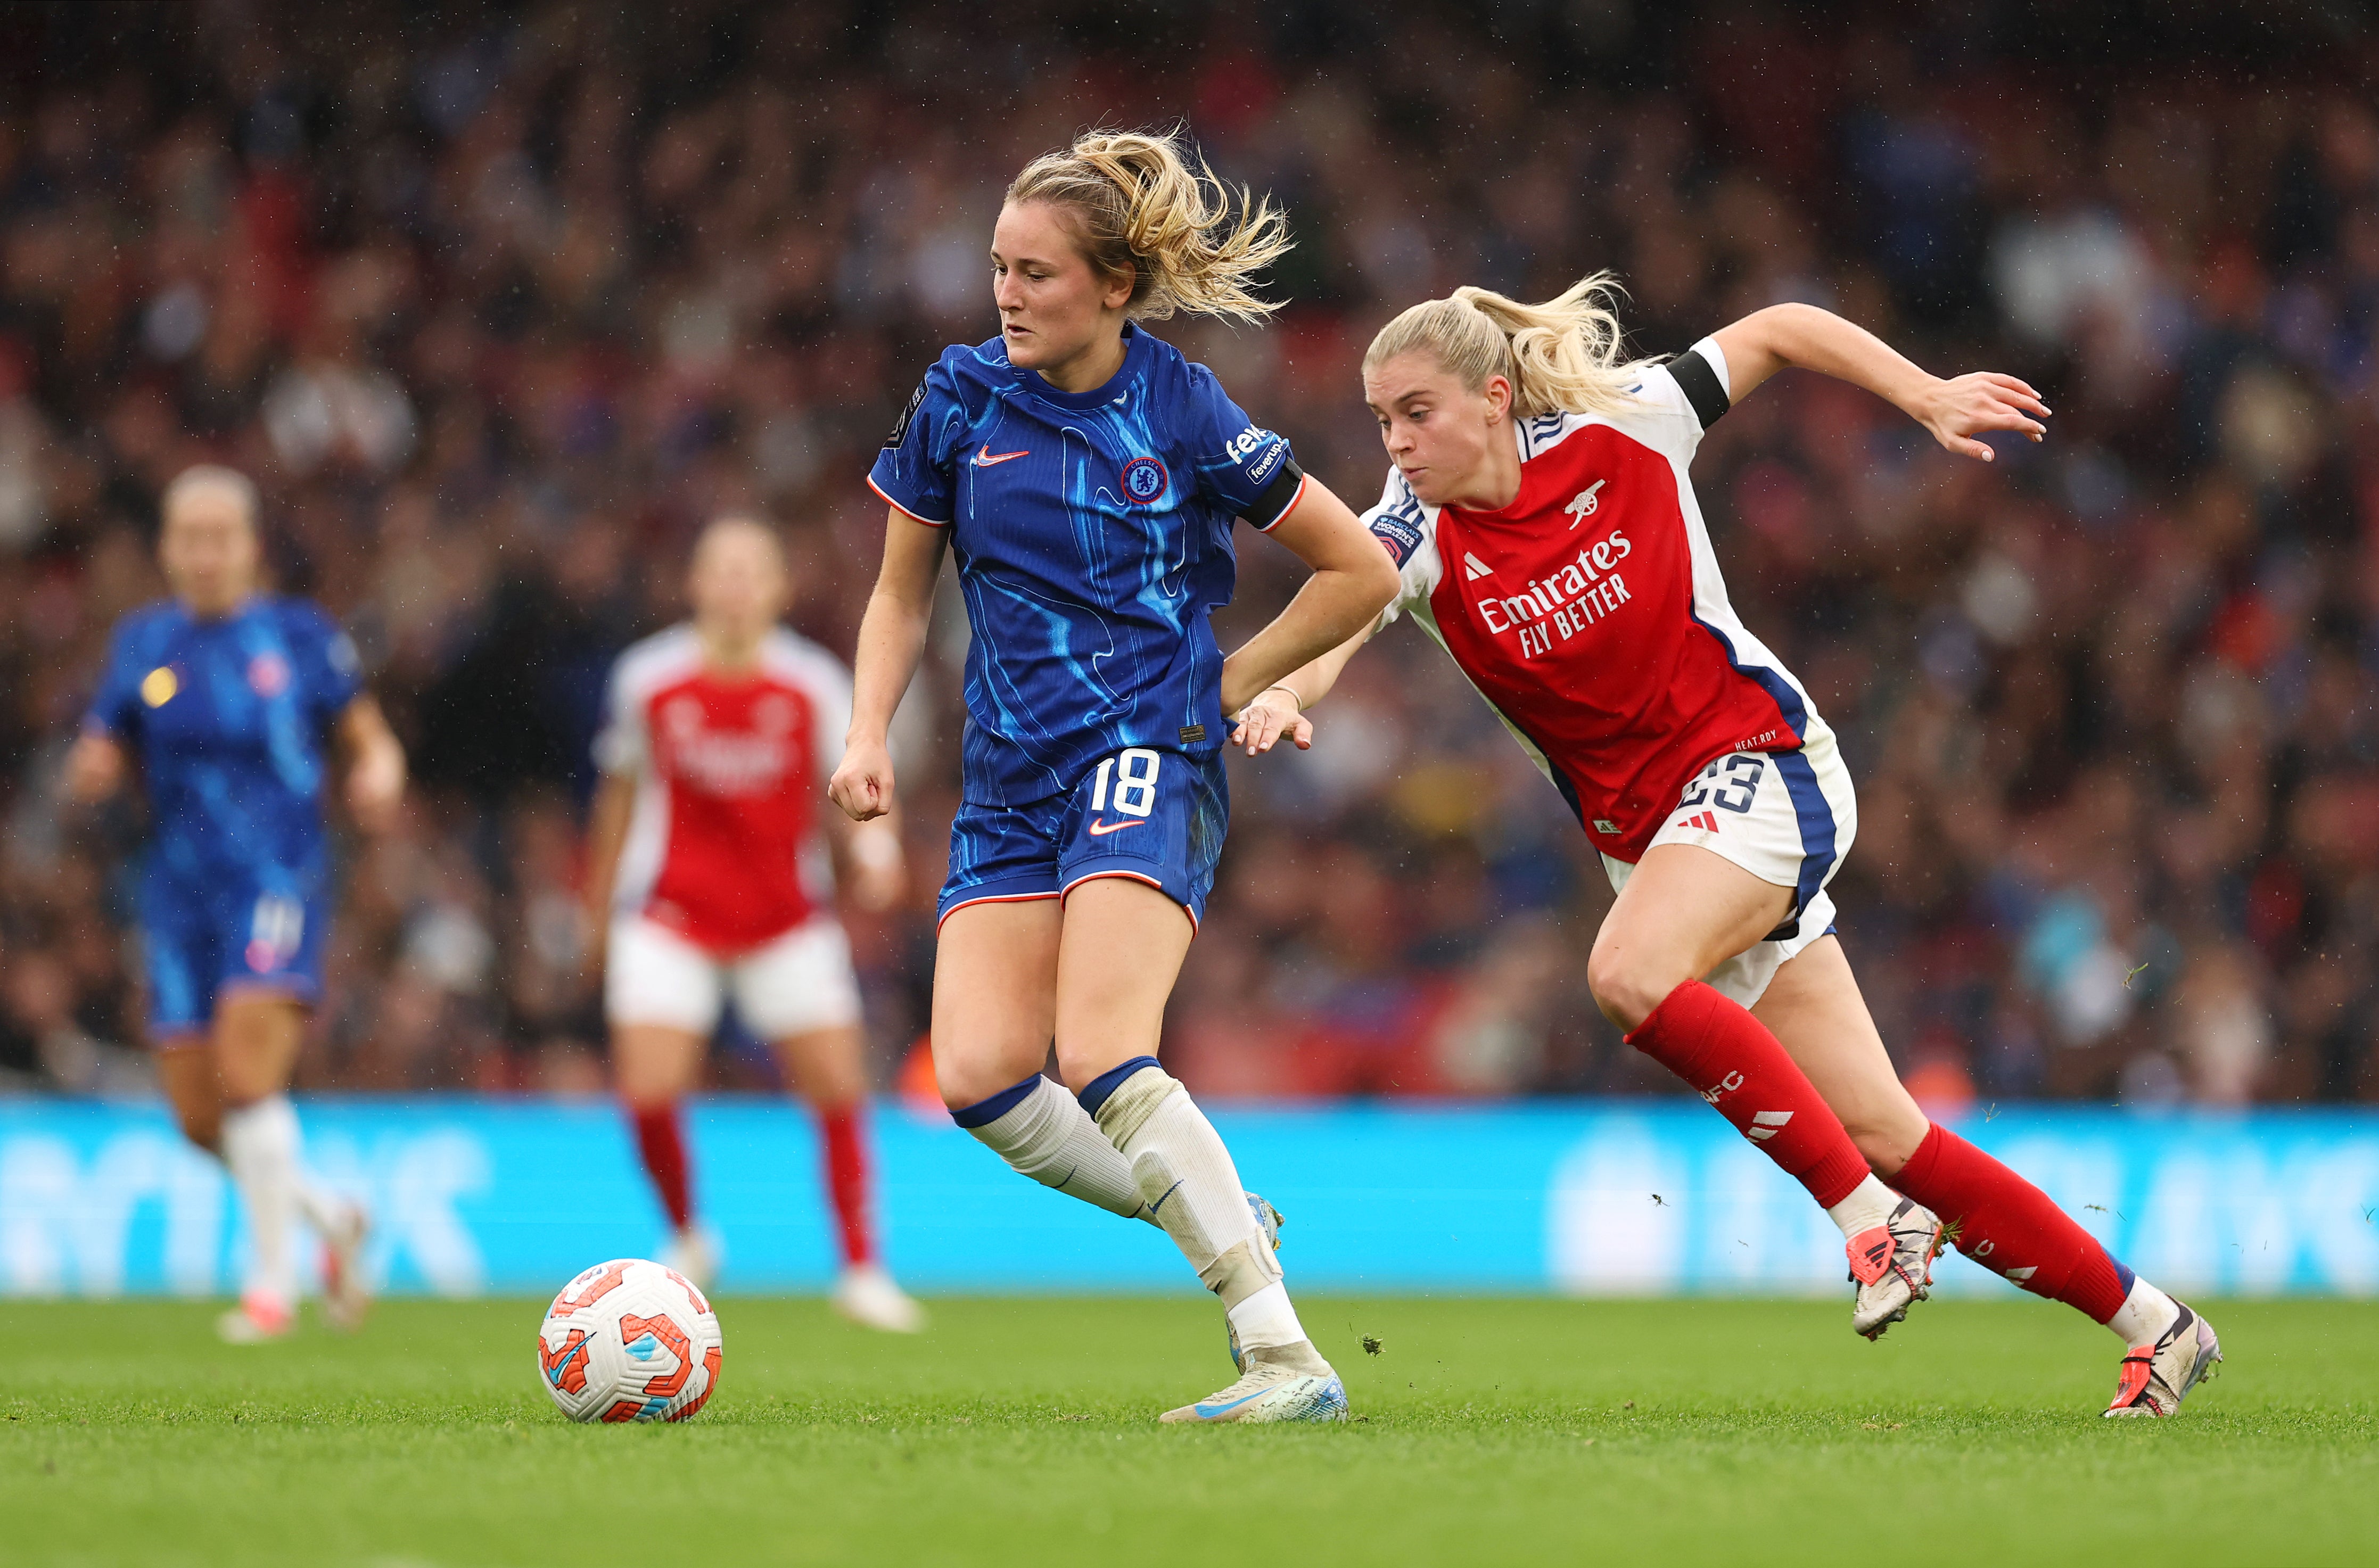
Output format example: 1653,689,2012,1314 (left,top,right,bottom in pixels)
800,1079,866,1115
791,1050,868,1113
934,1054,1019,1116
612,1060,682,1112
1586,935,1685,1035
1049,1042,1116,1096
